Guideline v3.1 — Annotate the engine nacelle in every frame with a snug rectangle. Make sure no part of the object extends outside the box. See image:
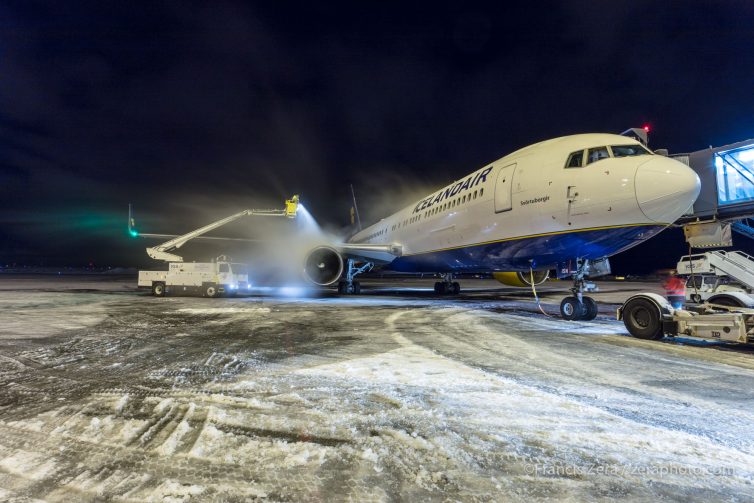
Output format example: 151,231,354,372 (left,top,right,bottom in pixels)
303,246,344,286
492,270,550,287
